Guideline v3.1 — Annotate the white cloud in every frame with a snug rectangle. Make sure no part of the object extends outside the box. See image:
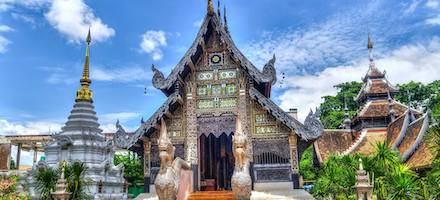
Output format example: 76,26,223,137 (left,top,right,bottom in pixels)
404,0,421,15
0,119,62,135
426,15,440,25
242,1,390,74
277,37,440,122
139,30,167,60
44,0,115,43
92,66,150,82
0,35,11,53
0,25,13,32
426,0,439,9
